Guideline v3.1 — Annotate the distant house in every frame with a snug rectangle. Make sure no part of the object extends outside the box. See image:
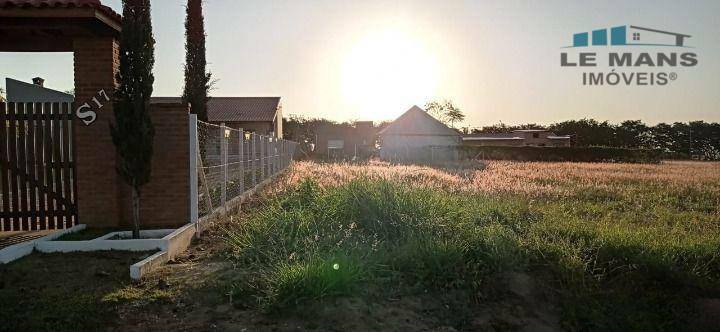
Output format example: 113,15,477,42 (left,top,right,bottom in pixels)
152,97,283,138
5,77,73,103
463,129,571,147
315,121,377,159
379,105,461,162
